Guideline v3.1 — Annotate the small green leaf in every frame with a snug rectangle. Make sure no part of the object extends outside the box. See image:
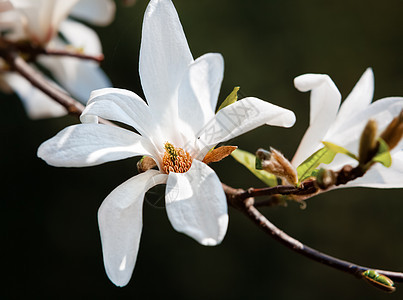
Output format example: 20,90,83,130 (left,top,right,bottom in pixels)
297,147,337,182
372,138,392,167
217,86,240,112
231,149,277,187
322,141,359,161
255,157,263,170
